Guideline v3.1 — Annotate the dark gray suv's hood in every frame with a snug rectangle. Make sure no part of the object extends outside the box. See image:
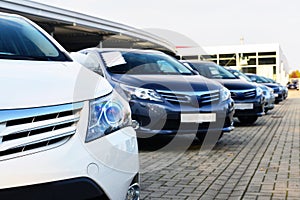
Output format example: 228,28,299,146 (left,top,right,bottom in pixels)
112,74,223,92
214,79,256,90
